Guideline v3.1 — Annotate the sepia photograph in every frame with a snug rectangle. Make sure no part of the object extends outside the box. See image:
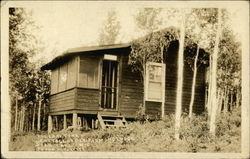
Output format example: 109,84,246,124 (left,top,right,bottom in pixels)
1,1,249,158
